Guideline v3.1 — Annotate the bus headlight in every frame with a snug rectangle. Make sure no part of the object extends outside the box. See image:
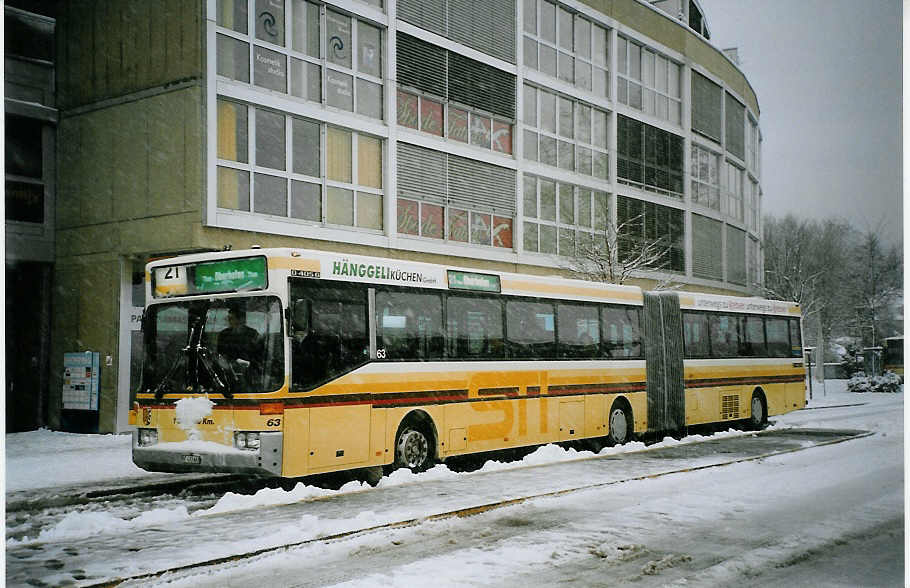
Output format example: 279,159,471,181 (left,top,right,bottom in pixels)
234,432,260,451
138,428,158,447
